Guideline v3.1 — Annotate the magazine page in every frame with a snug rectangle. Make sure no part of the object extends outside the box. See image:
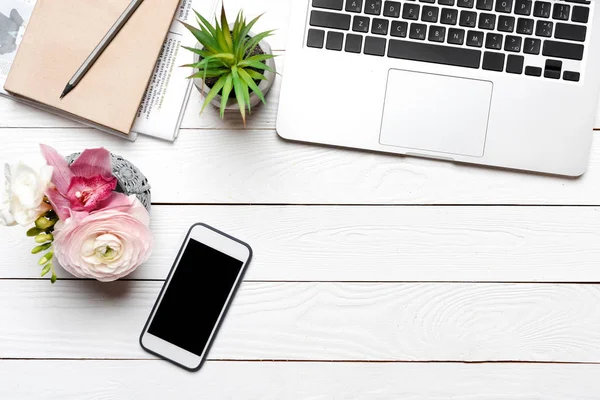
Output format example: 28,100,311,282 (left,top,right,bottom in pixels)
0,0,35,95
132,0,217,141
